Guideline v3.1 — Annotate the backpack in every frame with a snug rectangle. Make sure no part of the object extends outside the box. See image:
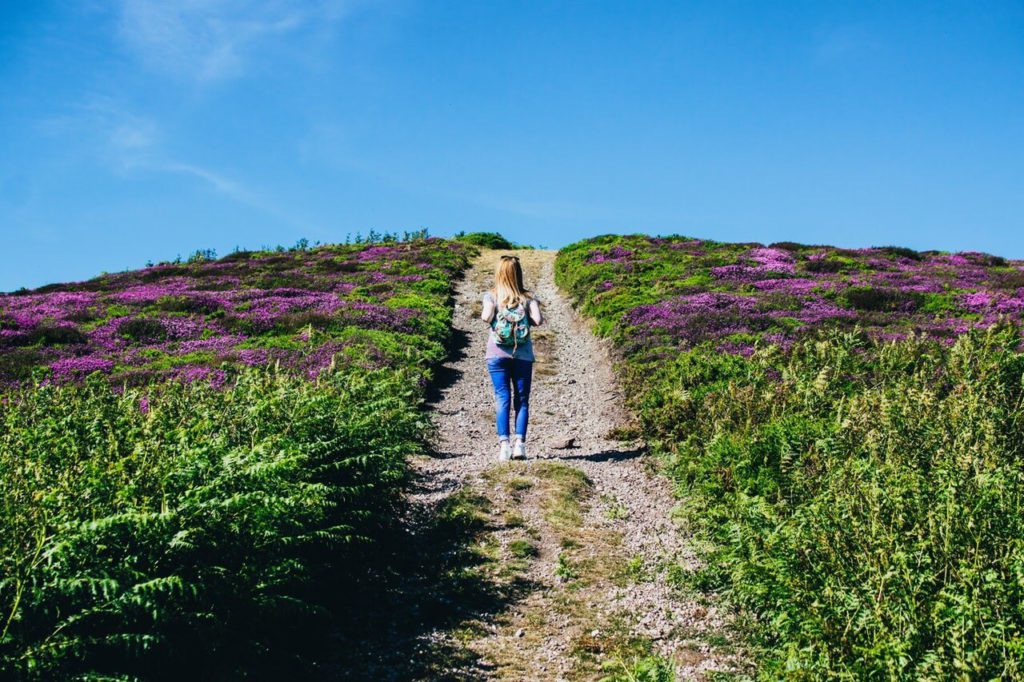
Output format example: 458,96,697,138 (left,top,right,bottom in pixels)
492,300,531,350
